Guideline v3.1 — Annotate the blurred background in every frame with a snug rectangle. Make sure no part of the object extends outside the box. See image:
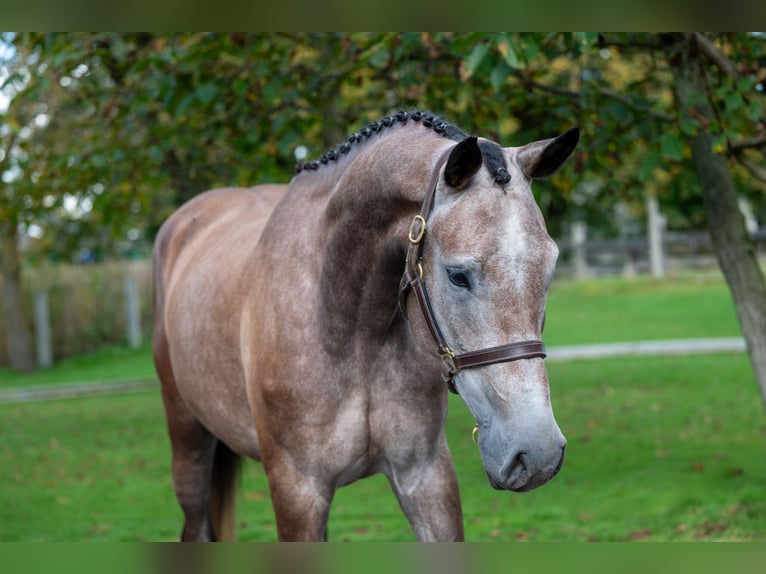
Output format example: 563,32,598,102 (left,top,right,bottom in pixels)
1,33,765,542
